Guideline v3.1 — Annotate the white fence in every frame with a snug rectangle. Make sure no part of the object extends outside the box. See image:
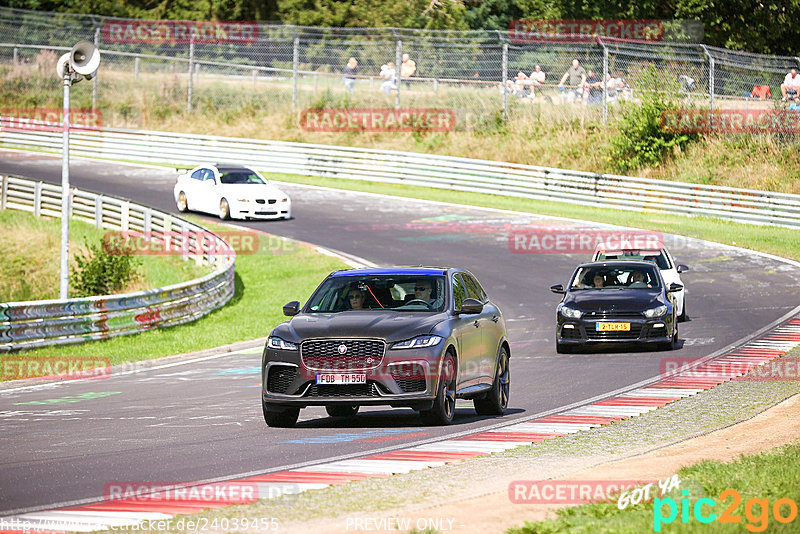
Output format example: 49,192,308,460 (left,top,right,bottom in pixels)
2,123,800,228
0,174,235,352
